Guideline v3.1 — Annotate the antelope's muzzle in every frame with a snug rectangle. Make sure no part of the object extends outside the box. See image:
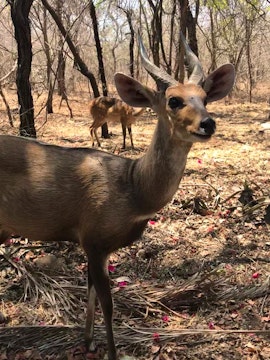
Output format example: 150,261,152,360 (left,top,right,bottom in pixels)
200,117,216,136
